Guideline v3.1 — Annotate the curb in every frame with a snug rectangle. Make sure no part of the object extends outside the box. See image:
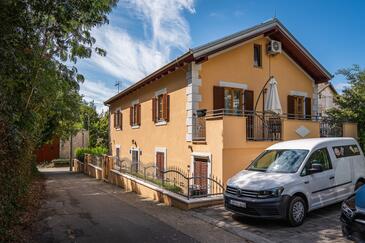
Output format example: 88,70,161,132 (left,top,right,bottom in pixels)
190,211,275,243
